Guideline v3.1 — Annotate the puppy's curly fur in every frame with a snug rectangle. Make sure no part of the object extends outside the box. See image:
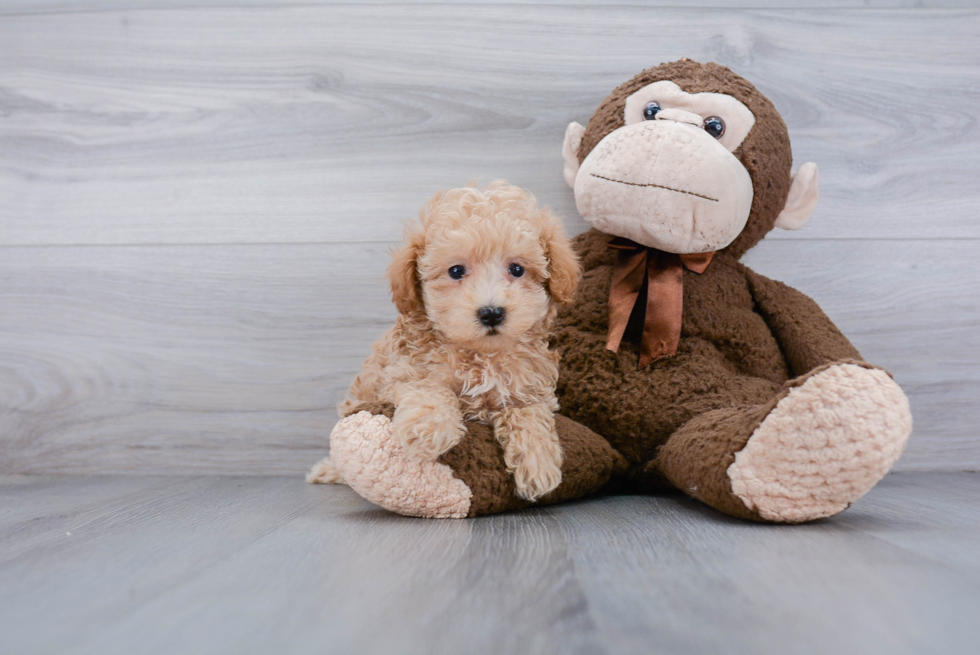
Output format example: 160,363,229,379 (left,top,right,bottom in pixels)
310,182,581,501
